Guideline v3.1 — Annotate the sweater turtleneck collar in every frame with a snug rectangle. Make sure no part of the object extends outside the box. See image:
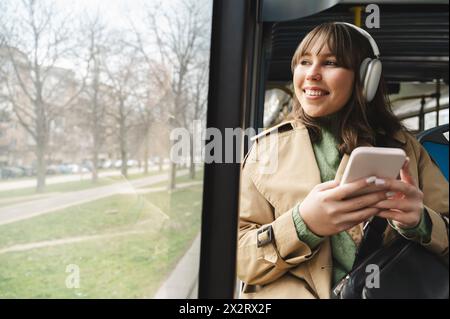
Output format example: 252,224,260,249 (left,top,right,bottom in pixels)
314,111,341,140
